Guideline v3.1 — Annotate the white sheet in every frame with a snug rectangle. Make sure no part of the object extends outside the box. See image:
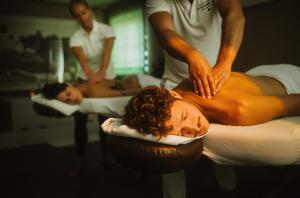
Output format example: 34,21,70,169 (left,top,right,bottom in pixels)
203,117,300,165
31,94,131,117
31,94,80,116
31,74,177,116
246,64,300,94
101,116,300,166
